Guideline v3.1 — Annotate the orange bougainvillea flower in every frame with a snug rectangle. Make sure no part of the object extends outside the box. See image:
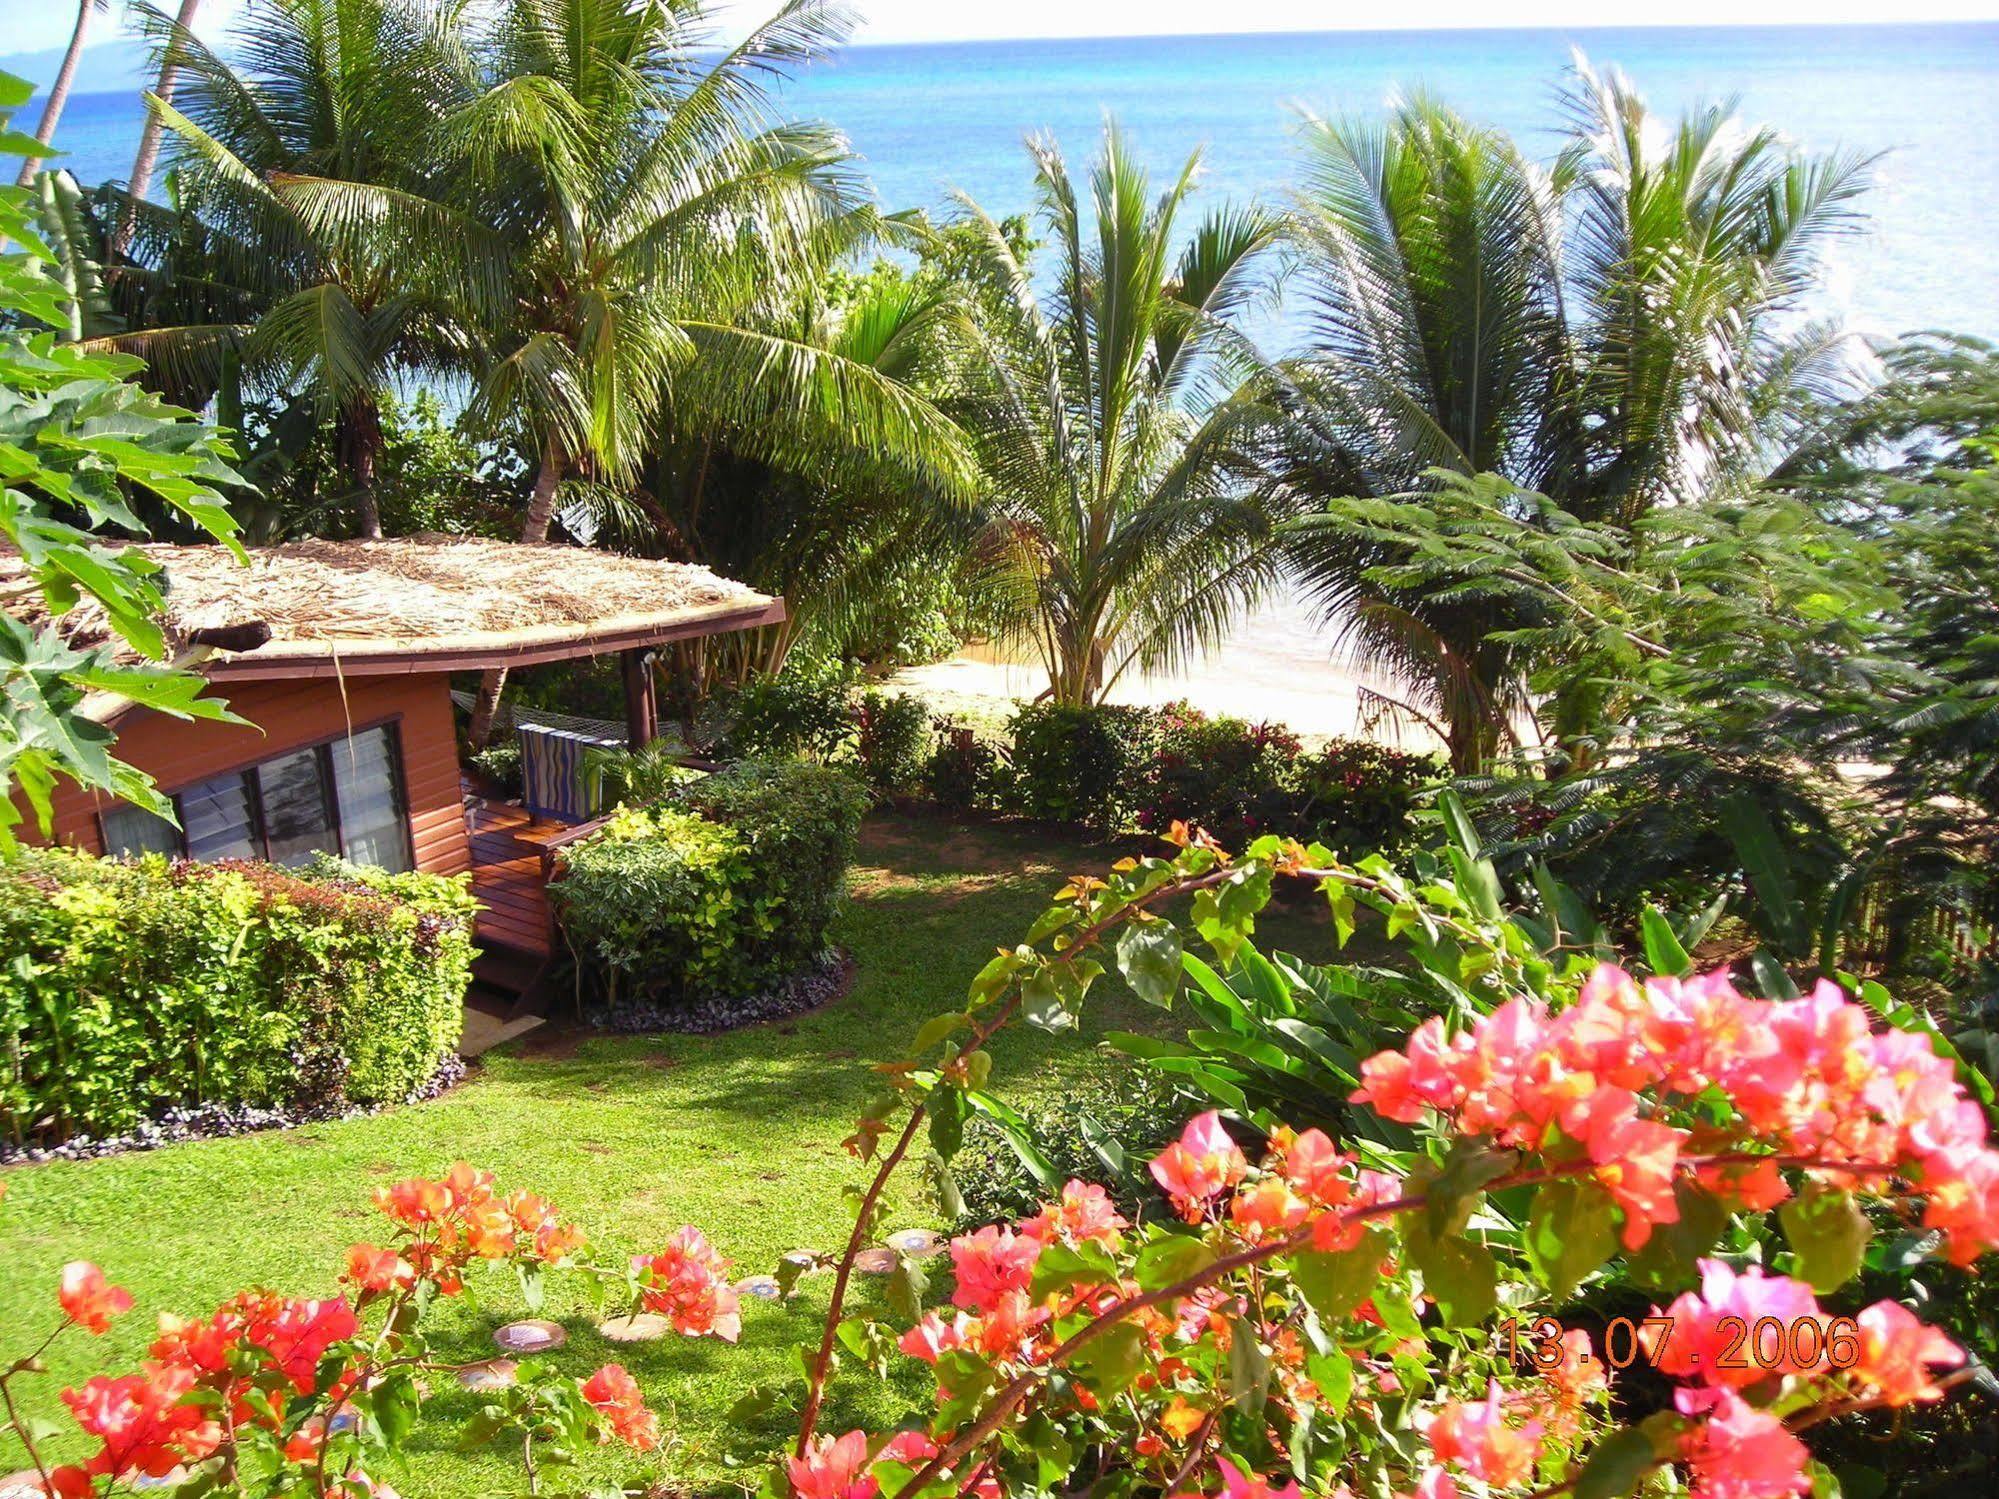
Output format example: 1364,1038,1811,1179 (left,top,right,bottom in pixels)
580,1363,660,1451
343,1244,418,1296
1645,1262,1827,1389
947,1225,1042,1313
634,1227,742,1343
58,1262,133,1335
1149,1112,1248,1221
